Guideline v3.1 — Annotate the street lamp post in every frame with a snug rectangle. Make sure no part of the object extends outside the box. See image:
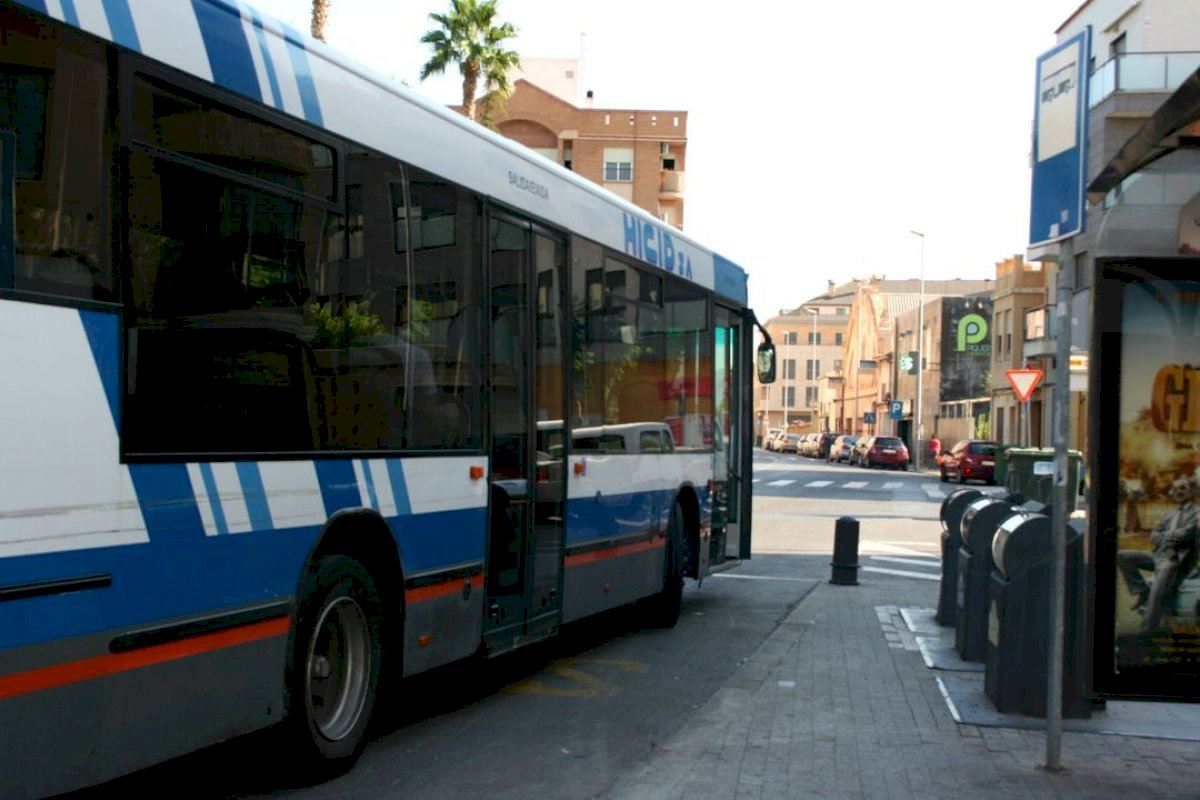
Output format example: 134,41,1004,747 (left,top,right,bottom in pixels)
806,307,818,430
910,230,926,470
